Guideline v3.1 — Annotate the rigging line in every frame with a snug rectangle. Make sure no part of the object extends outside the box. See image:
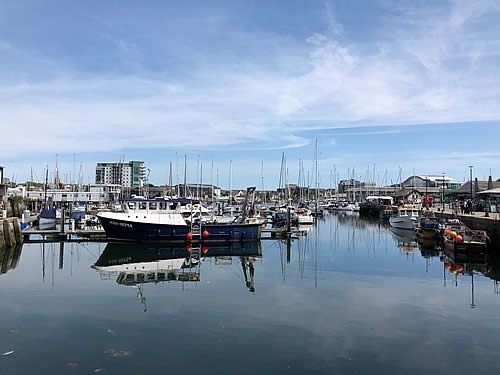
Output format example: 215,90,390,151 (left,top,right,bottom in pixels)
75,242,98,259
